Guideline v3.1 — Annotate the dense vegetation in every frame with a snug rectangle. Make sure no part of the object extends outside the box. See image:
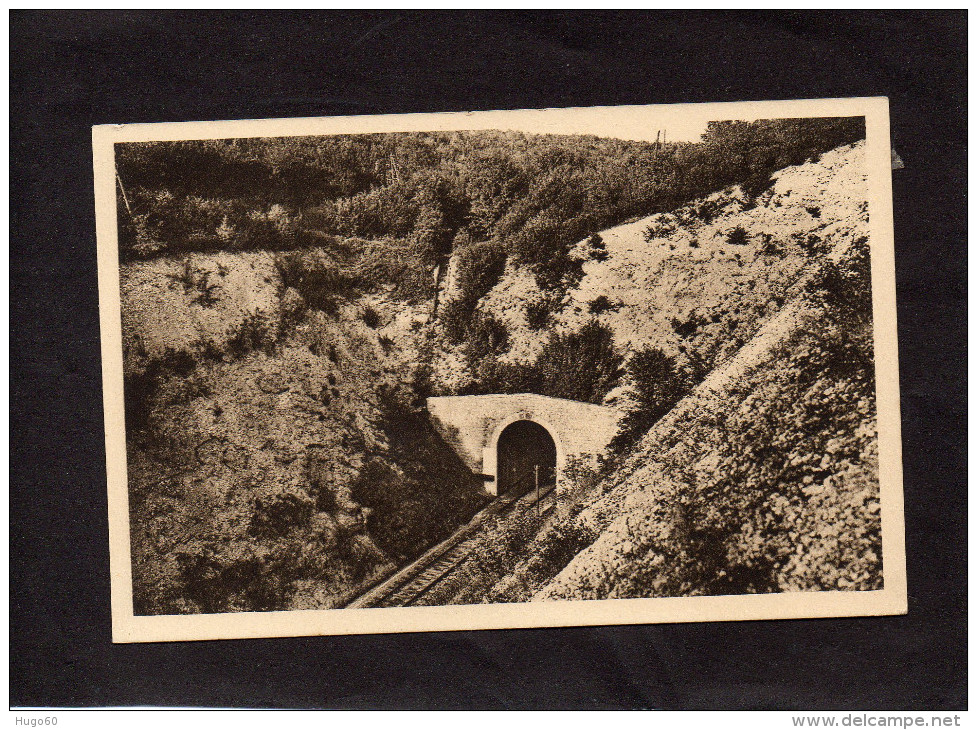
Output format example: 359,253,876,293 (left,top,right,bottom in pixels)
117,117,864,294
608,346,692,454
351,385,488,563
456,319,625,404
